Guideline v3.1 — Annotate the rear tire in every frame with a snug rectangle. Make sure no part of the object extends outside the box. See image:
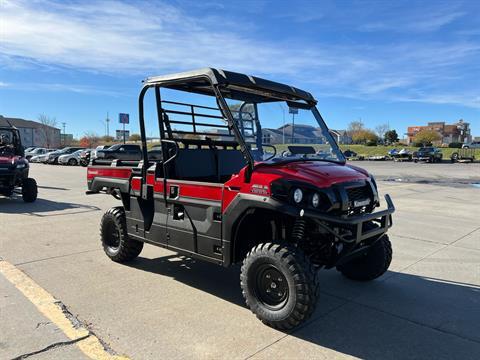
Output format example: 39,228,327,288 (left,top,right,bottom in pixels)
100,207,143,262
68,158,78,166
22,178,37,203
240,242,319,330
337,235,392,281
